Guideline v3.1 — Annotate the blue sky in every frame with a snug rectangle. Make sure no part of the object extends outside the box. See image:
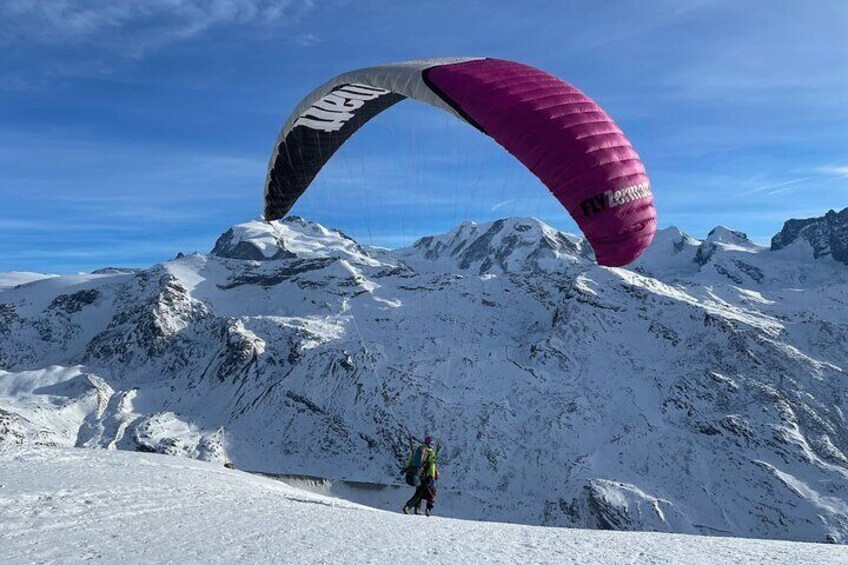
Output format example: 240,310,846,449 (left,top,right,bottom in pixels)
1,0,846,273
